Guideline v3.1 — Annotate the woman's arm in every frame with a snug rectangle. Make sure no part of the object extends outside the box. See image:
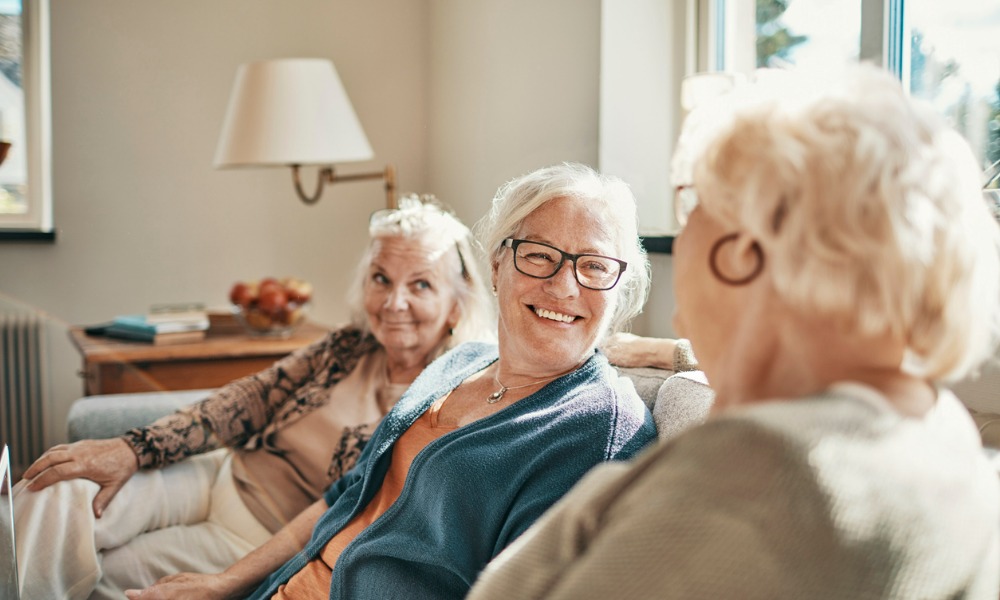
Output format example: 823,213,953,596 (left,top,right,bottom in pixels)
601,333,698,372
124,498,328,600
124,328,376,469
